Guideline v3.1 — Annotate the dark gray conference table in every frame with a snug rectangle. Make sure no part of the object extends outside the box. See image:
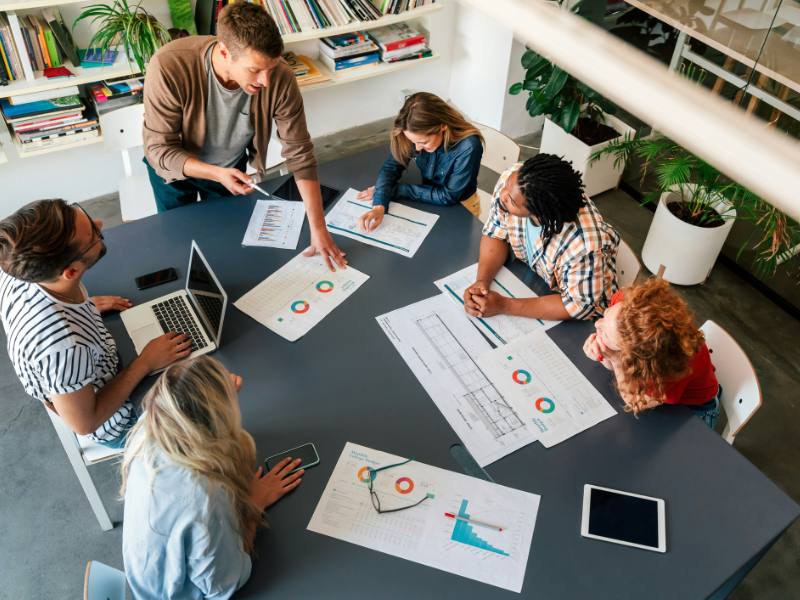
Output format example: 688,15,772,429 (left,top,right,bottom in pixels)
86,146,798,600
